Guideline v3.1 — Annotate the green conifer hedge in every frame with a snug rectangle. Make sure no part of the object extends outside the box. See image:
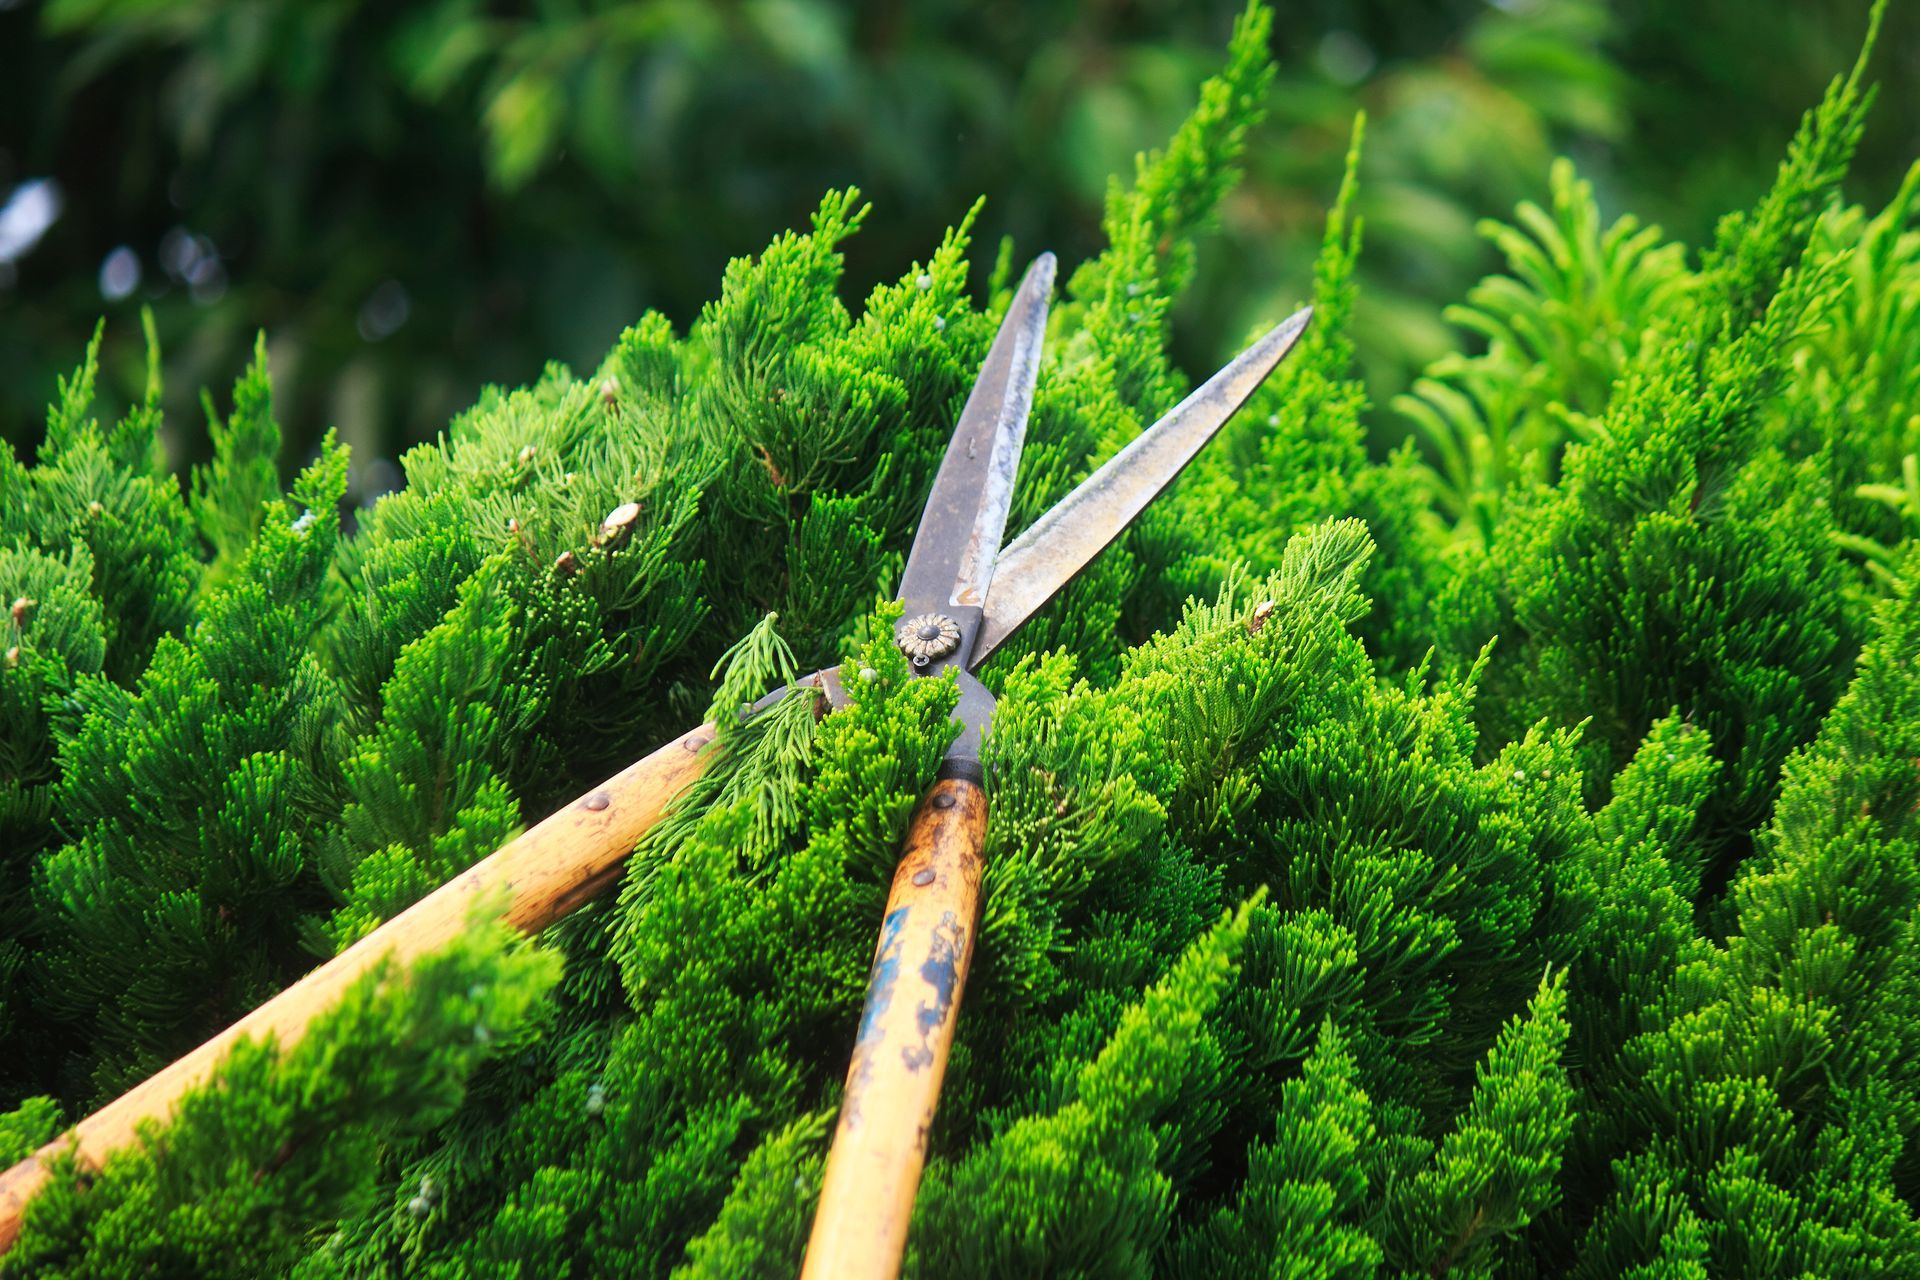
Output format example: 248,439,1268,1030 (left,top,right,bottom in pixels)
4,1,1919,1273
